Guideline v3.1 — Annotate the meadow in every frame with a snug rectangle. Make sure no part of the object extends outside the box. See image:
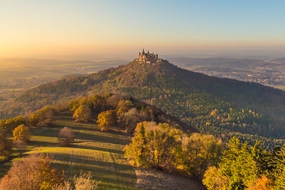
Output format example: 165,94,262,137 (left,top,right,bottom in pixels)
0,111,138,190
